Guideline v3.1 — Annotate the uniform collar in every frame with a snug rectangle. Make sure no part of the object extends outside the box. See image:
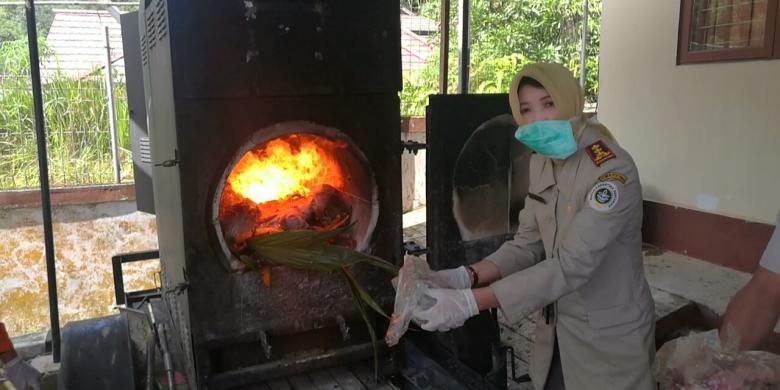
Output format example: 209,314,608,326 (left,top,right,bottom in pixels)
532,158,556,194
